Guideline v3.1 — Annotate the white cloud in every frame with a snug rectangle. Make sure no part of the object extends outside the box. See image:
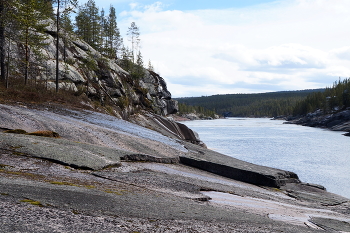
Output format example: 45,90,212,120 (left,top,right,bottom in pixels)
331,47,350,61
129,2,139,10
144,1,164,12
118,0,350,97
